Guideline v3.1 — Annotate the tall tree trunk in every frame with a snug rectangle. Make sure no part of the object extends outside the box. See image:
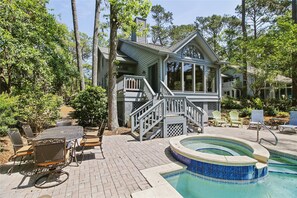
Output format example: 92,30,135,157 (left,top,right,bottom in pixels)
71,0,85,90
242,0,248,98
292,0,297,106
92,0,101,86
108,4,119,130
